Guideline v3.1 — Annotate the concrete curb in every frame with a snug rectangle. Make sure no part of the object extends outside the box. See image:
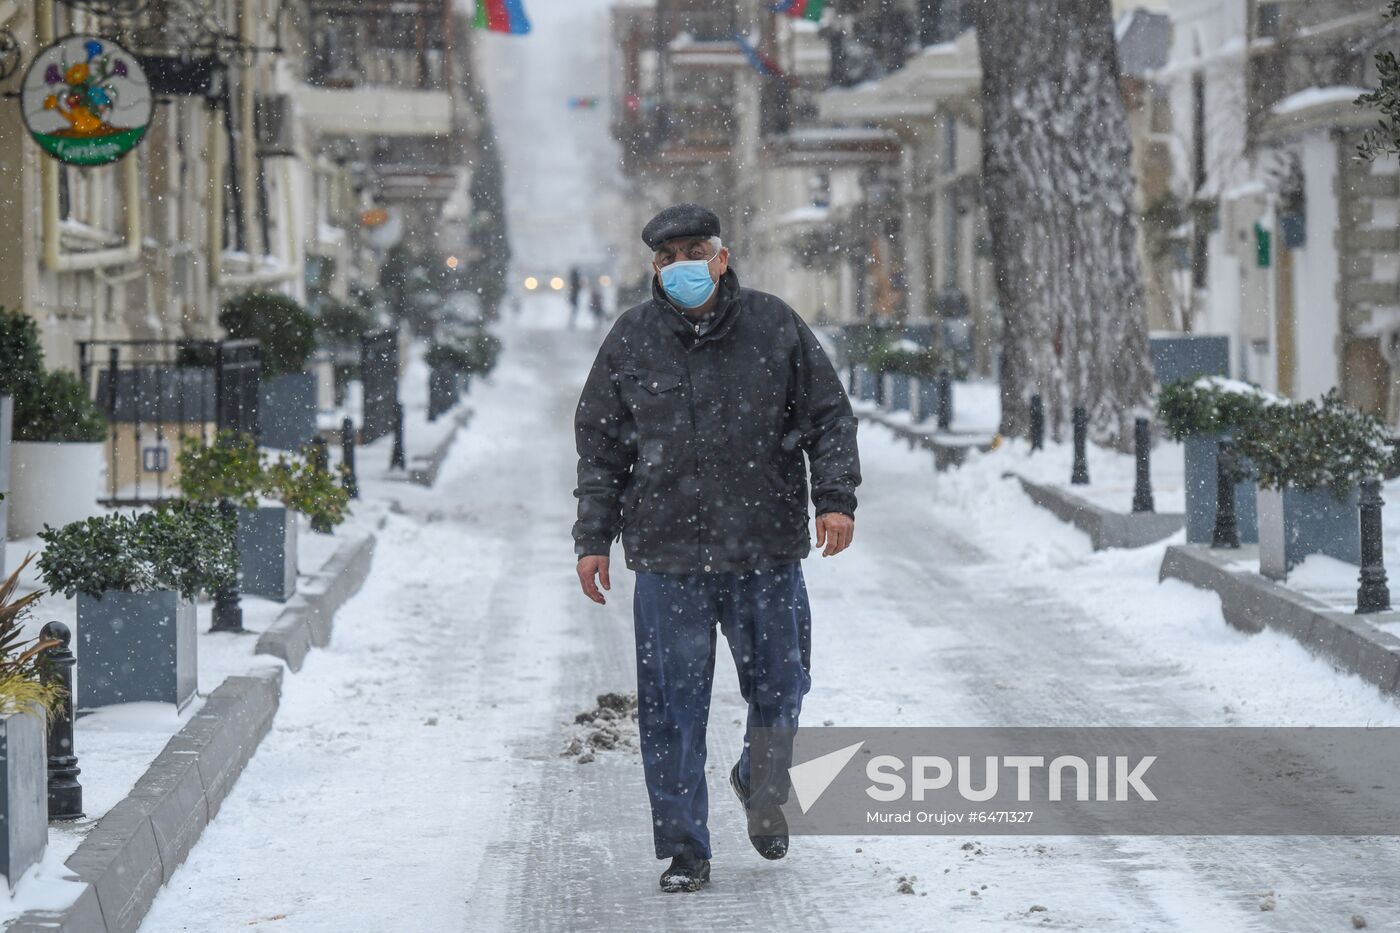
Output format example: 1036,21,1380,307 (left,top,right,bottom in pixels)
9,668,283,933
1013,475,1184,550
409,406,472,487
854,408,995,471
1160,543,1400,695
254,529,378,672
